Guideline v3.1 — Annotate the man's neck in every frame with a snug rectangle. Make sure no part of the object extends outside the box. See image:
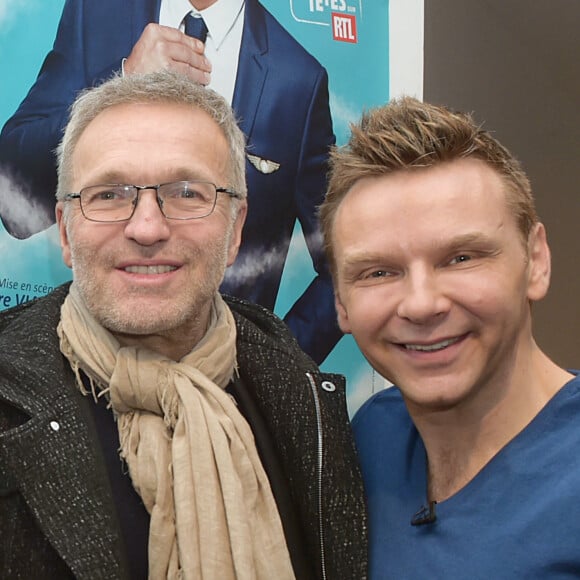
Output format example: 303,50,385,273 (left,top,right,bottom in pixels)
112,305,212,361
409,346,573,502
189,0,217,10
